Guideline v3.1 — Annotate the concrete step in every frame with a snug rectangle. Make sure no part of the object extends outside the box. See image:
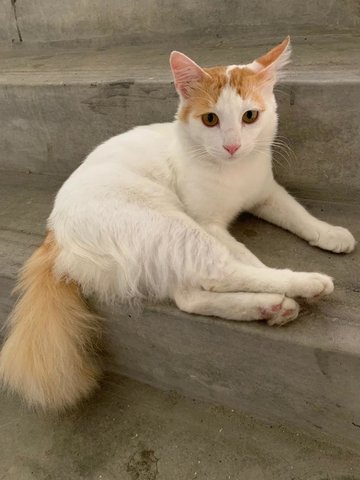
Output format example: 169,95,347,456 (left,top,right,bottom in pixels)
1,372,360,479
0,34,360,193
0,171,359,452
2,1,359,46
